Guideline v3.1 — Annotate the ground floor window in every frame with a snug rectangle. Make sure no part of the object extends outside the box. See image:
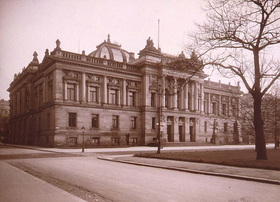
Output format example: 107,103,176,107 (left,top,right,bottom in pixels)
68,137,77,146
112,137,120,145
92,137,99,145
